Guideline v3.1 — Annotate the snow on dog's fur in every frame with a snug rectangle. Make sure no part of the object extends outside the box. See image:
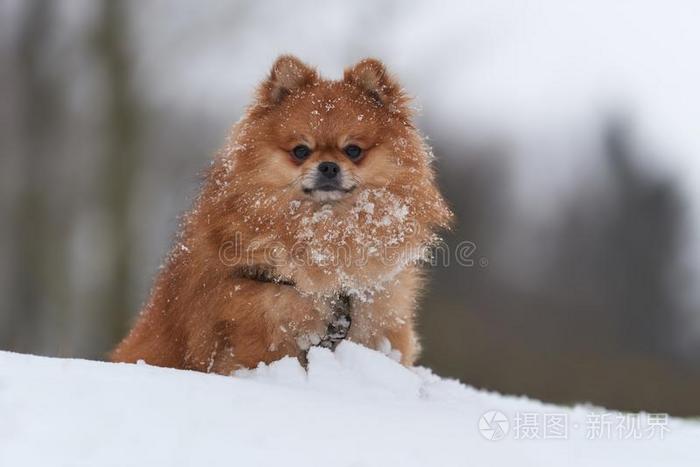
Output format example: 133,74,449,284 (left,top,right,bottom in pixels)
111,56,452,373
